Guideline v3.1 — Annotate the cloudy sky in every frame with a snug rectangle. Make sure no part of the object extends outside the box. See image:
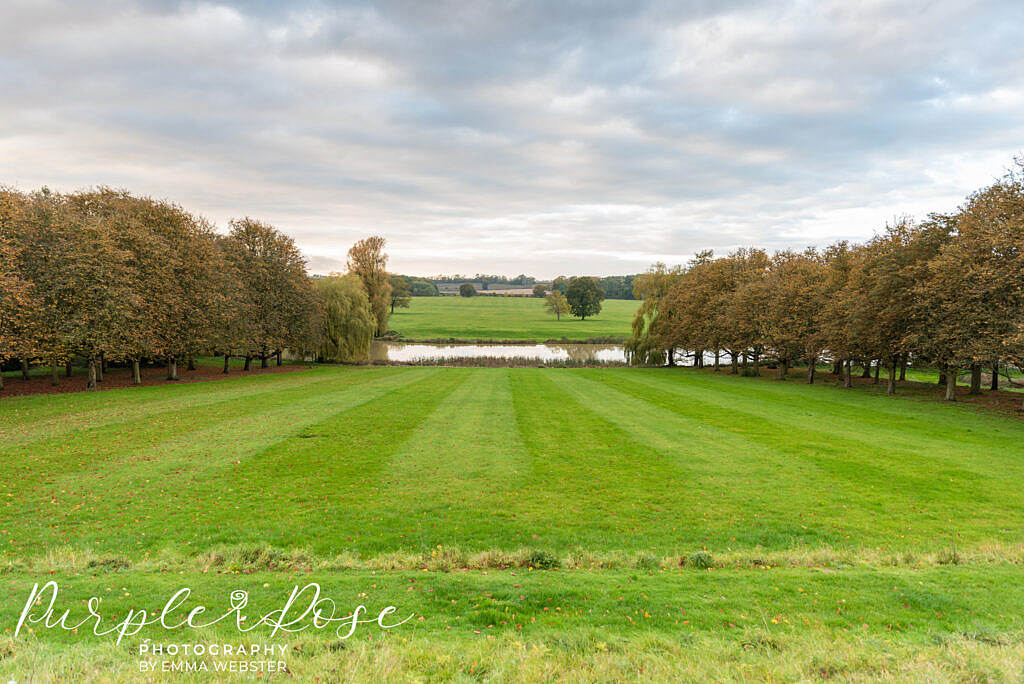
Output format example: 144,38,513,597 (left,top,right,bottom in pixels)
2,1,1022,277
